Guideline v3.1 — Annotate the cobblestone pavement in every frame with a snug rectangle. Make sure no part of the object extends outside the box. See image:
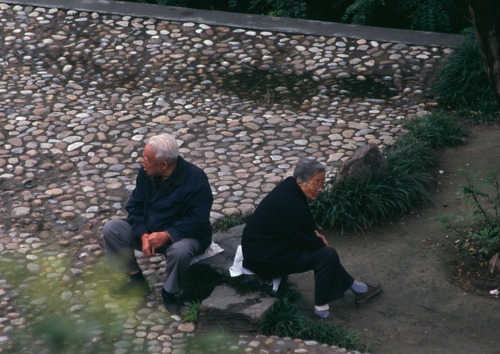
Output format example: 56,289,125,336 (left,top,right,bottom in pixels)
0,2,455,353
